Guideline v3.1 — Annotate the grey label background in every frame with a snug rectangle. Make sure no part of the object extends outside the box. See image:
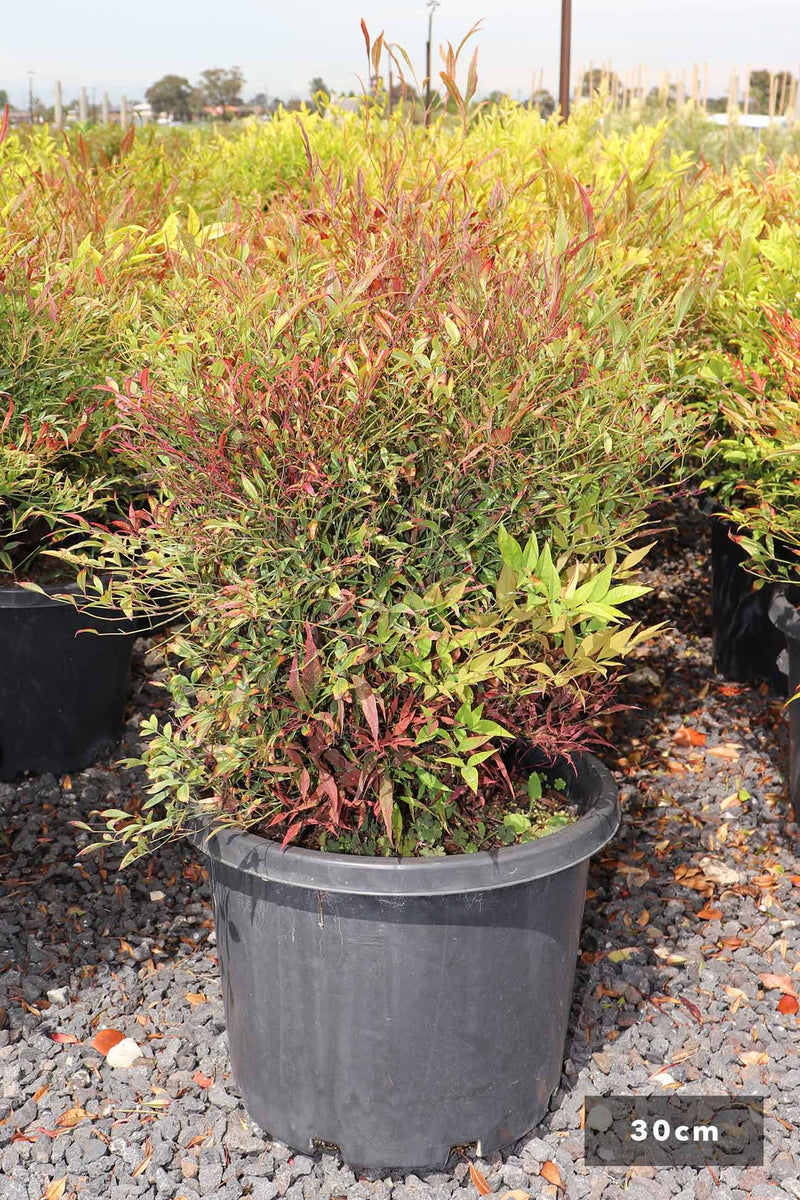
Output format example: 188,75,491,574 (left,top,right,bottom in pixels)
584,1095,765,1166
